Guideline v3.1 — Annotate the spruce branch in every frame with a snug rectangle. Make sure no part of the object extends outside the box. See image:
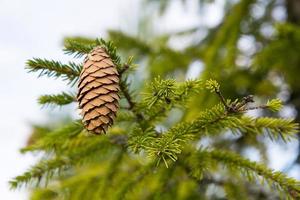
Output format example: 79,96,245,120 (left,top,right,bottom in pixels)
108,30,152,55
240,116,298,141
115,110,136,123
236,98,283,113
118,69,145,123
119,79,136,110
179,153,273,199
128,126,157,154
30,188,58,200
26,58,82,85
38,92,76,107
21,120,84,153
108,30,192,76
22,118,127,157
206,79,228,108
16,32,300,200
140,103,298,166
98,151,124,197
205,79,284,114
142,103,230,166
63,38,95,57
145,77,176,109
12,135,126,189
9,158,70,189
142,78,203,122
119,63,130,75
114,162,156,199
195,149,300,199
146,163,177,199
266,98,283,112
232,95,255,111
